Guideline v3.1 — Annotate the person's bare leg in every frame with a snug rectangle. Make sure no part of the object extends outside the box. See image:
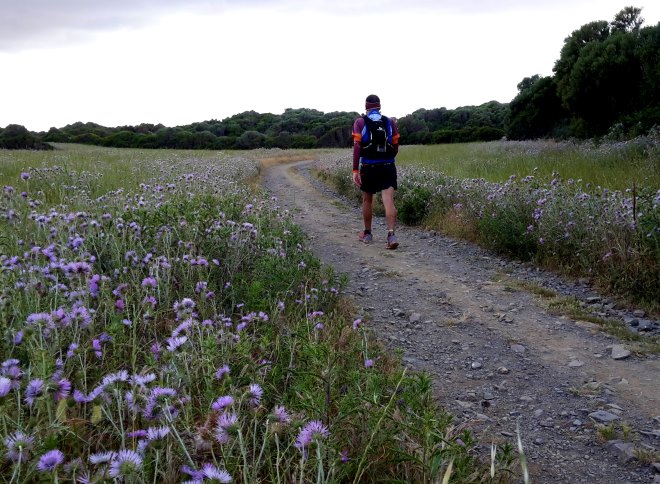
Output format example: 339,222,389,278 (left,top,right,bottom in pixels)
362,192,374,231
381,187,396,232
